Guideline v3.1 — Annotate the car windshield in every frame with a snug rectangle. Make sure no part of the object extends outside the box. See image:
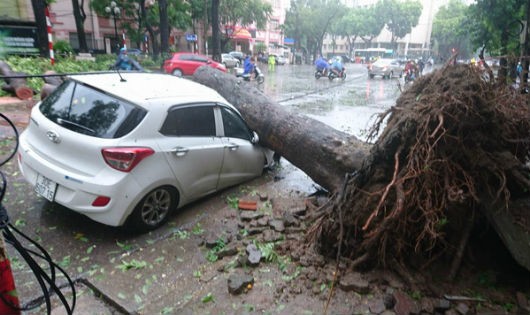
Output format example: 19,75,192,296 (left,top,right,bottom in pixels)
39,80,147,139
